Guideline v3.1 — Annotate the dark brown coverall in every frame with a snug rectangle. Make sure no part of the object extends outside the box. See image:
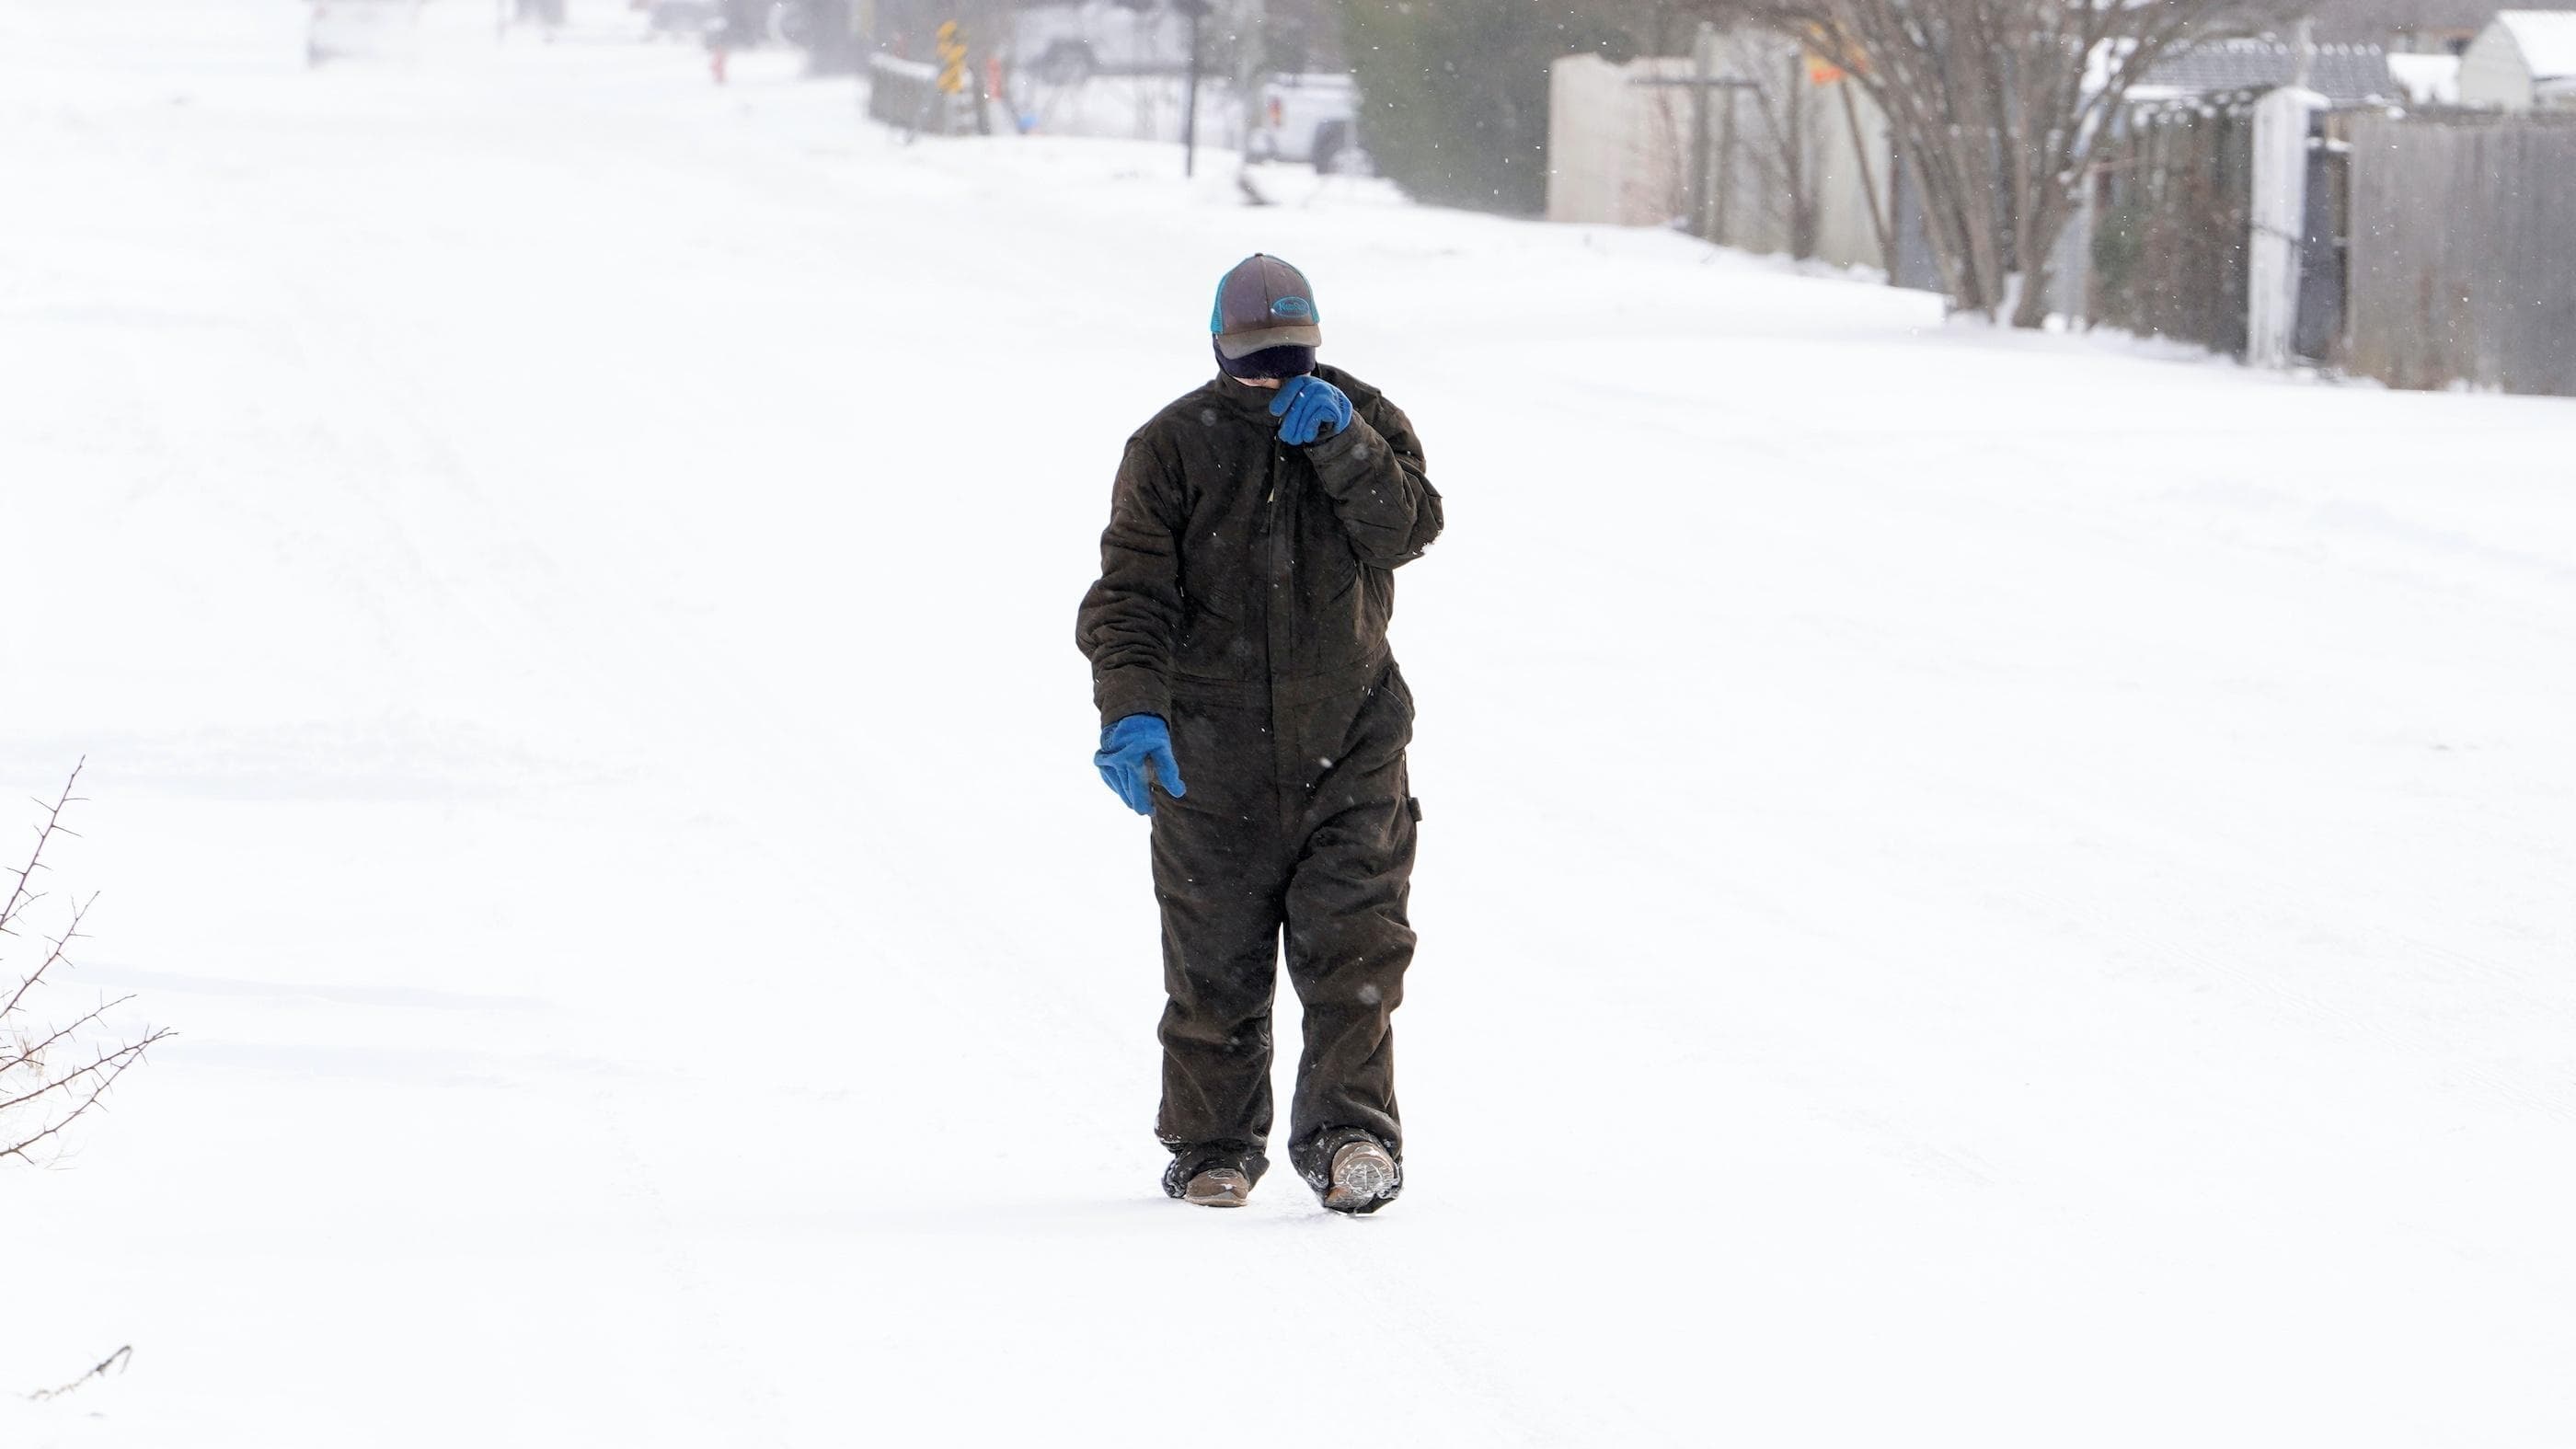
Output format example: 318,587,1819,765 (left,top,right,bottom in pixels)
1077,365,1443,1206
